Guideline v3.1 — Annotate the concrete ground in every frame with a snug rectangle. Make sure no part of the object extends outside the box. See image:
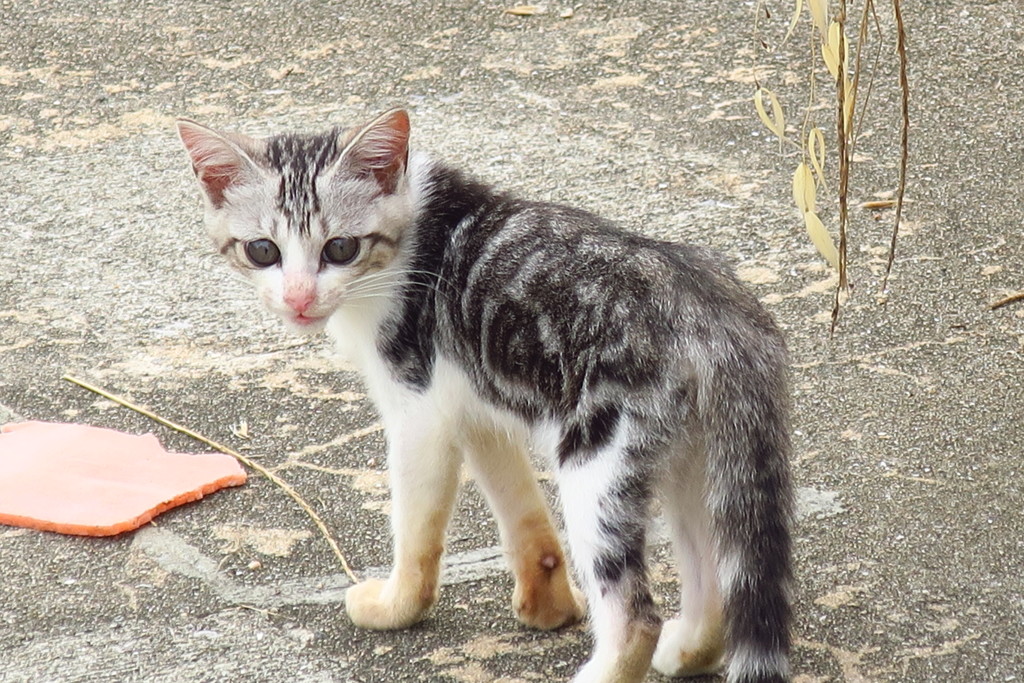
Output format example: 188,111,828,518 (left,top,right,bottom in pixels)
1,1,1021,681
